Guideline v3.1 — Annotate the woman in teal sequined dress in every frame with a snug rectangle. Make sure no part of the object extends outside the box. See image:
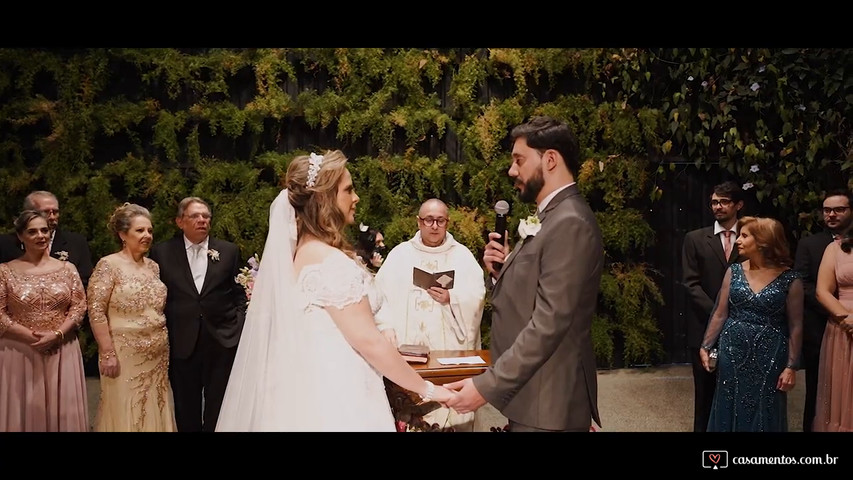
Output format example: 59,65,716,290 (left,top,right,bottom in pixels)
699,216,803,432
